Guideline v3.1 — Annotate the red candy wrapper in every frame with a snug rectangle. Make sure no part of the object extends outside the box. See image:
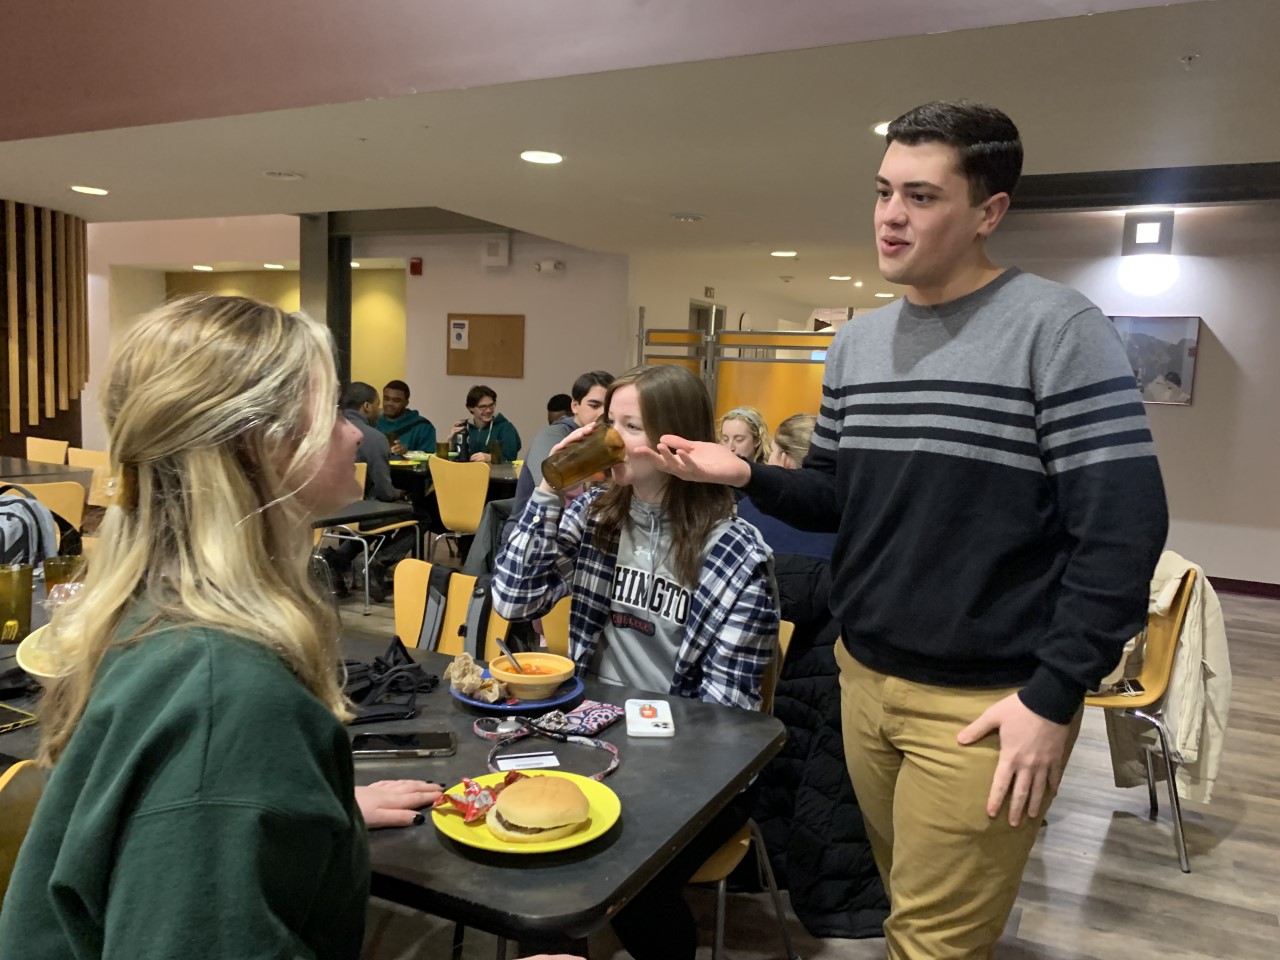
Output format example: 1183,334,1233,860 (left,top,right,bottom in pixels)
431,770,528,822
